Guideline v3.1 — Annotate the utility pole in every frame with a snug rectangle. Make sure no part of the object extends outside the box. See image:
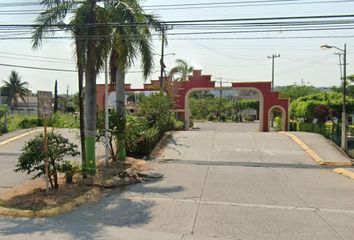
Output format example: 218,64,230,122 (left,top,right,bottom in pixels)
268,54,280,90
321,43,348,150
343,44,347,150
